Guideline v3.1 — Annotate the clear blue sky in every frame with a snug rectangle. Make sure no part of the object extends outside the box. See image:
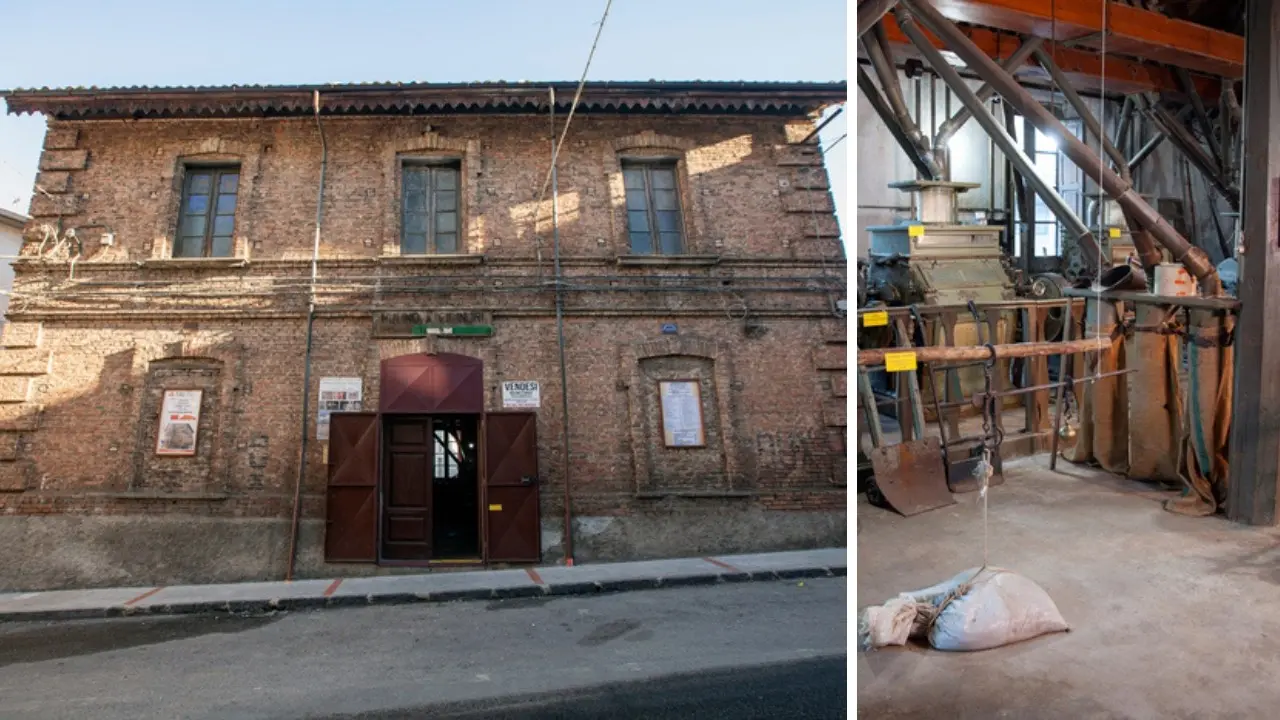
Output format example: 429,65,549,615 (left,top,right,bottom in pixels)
0,0,847,234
